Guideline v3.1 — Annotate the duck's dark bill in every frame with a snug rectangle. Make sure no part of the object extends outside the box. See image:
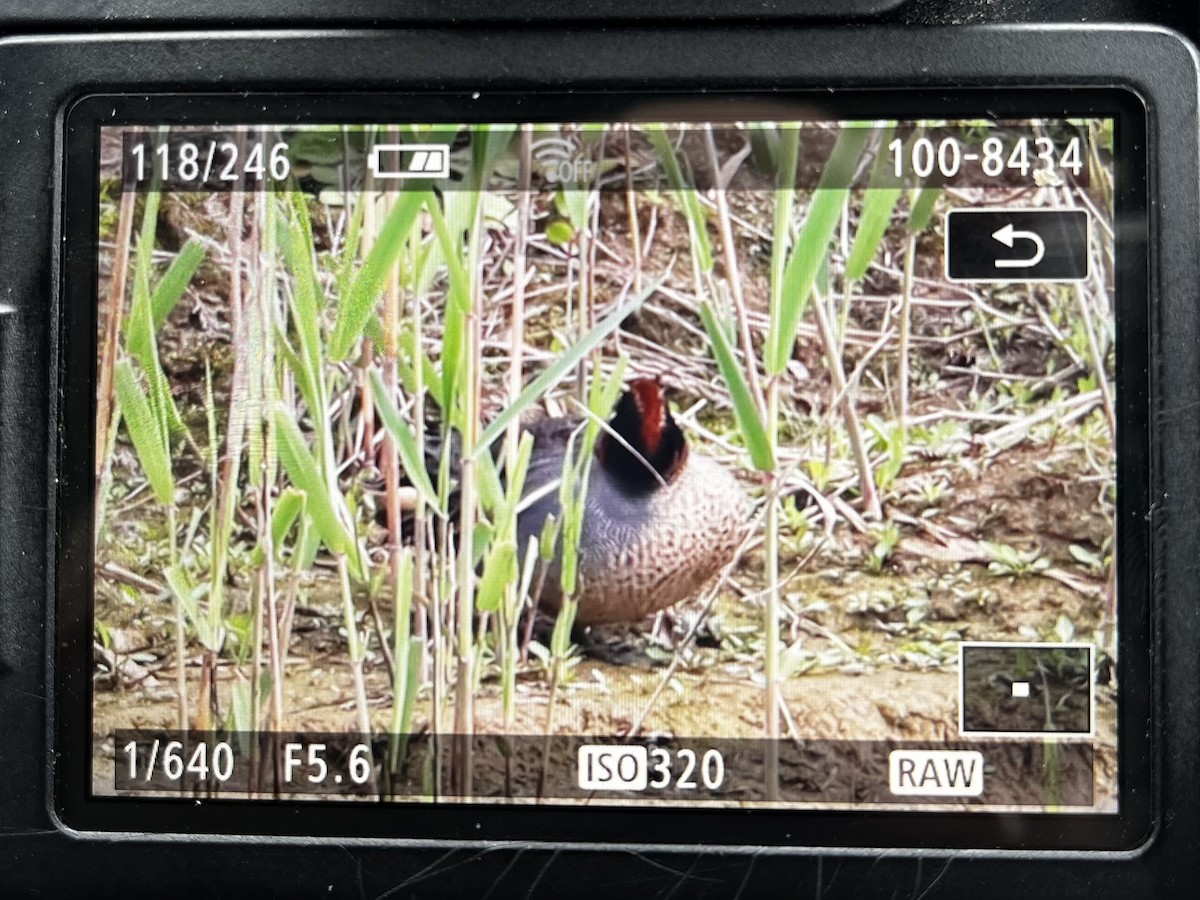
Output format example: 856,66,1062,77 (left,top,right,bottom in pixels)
61,92,1150,850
